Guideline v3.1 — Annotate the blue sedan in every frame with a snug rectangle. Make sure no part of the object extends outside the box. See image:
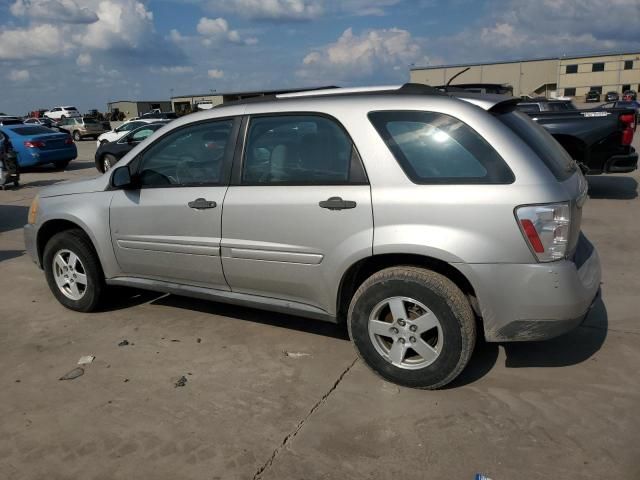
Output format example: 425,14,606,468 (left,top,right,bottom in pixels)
0,124,77,168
